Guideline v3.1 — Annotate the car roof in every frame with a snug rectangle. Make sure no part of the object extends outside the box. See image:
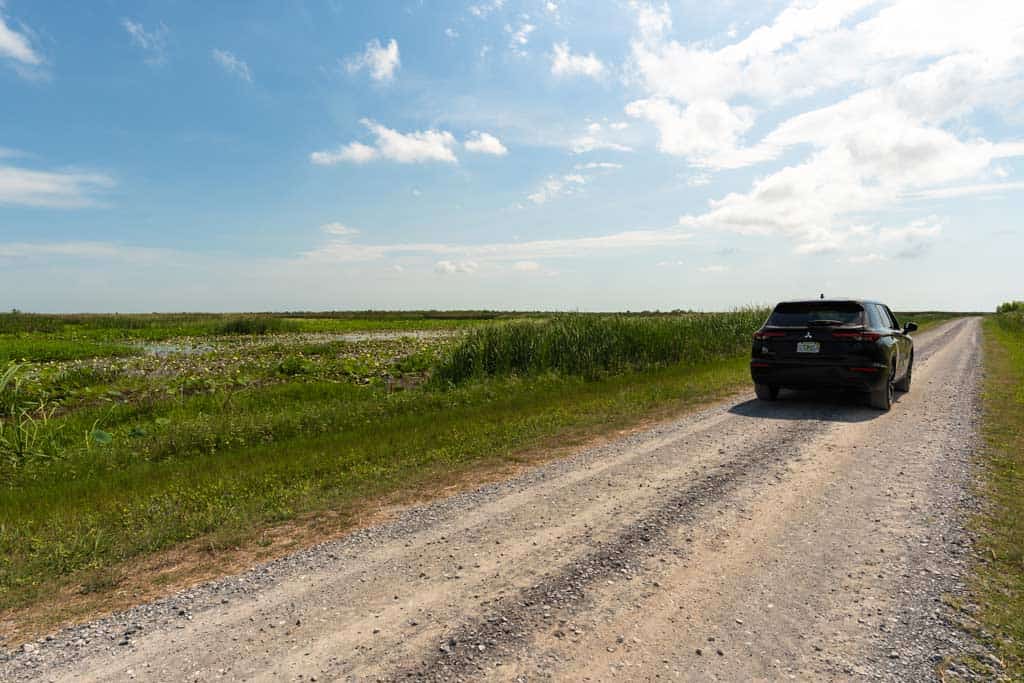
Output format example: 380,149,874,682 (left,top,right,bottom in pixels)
774,298,884,306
